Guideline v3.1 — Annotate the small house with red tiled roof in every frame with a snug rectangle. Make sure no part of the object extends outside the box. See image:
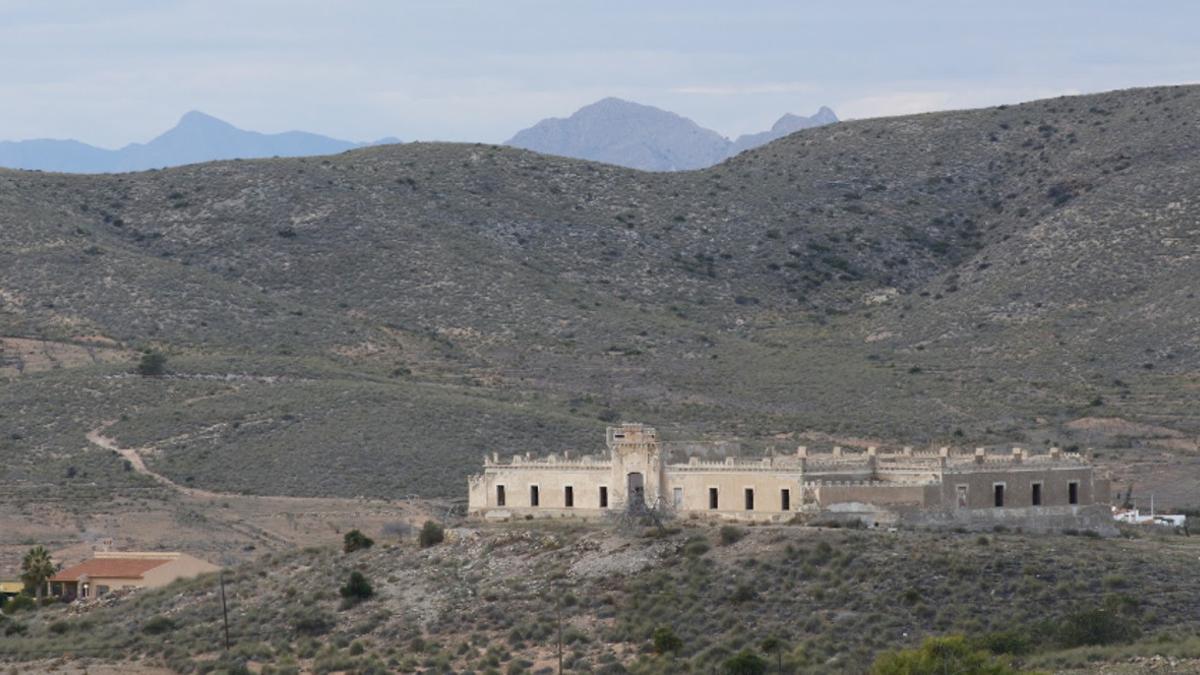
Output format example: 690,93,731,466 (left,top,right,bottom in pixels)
48,552,219,600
